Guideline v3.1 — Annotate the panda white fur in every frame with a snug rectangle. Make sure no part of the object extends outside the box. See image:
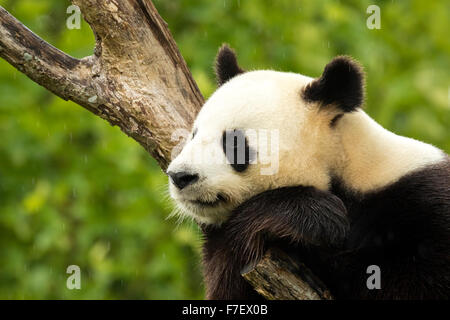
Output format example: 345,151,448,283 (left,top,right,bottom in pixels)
167,45,450,299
